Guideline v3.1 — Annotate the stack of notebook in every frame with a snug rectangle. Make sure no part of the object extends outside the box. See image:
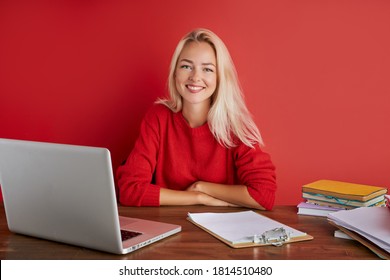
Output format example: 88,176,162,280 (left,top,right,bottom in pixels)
297,180,388,217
